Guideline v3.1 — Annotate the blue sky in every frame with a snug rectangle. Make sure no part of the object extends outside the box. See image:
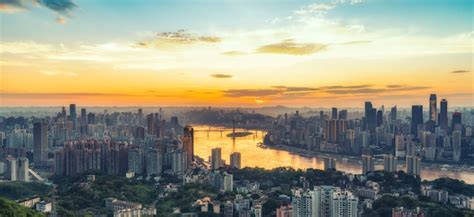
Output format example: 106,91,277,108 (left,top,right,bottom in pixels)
2,0,472,43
